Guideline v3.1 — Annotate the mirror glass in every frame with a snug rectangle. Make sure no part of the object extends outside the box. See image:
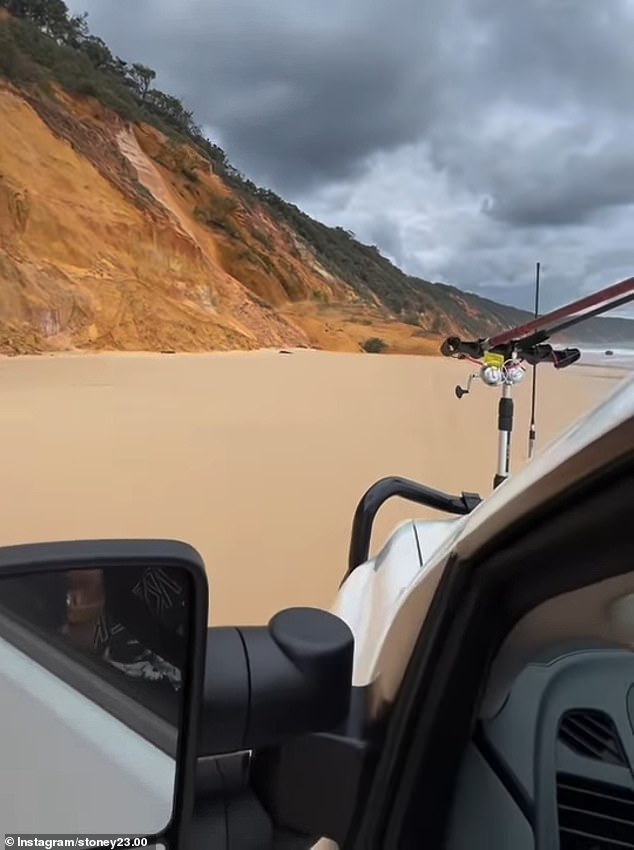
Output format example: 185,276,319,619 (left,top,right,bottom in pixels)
0,563,192,835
